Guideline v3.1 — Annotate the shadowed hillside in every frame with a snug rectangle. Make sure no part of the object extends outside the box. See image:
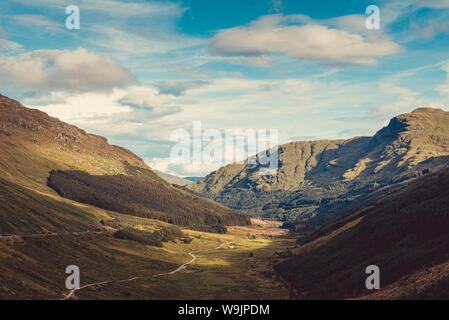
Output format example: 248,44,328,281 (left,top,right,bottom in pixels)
275,168,449,299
